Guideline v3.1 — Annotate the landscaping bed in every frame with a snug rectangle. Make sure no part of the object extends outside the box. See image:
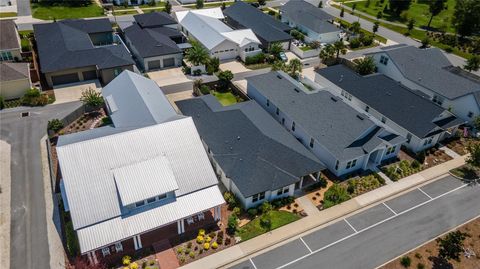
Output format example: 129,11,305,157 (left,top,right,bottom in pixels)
382,159,423,181
195,81,246,106
444,130,480,156
451,165,480,180
380,217,480,269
